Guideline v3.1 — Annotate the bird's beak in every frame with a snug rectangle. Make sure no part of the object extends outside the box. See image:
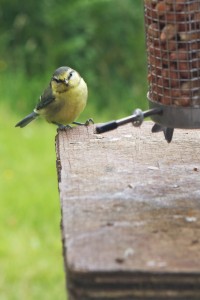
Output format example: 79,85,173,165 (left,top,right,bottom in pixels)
65,79,69,86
